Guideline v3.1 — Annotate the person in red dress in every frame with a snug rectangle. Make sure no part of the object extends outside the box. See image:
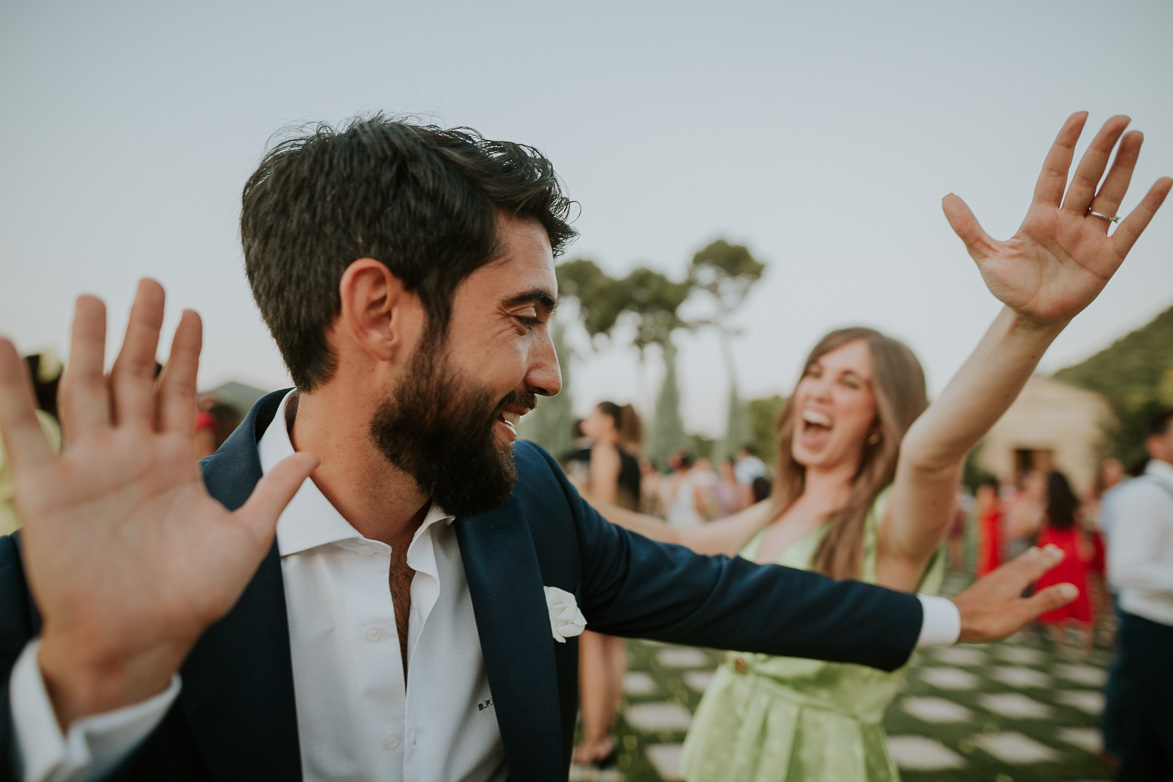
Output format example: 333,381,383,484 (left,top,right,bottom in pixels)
1035,470,1094,652
975,477,1005,578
